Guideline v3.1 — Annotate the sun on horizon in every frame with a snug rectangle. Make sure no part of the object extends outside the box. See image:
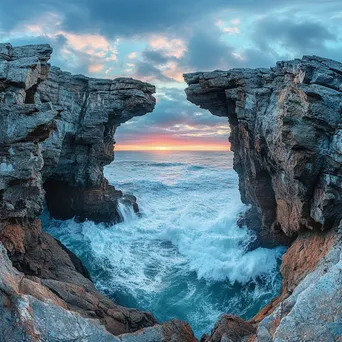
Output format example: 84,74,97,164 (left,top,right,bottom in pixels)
114,143,231,152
